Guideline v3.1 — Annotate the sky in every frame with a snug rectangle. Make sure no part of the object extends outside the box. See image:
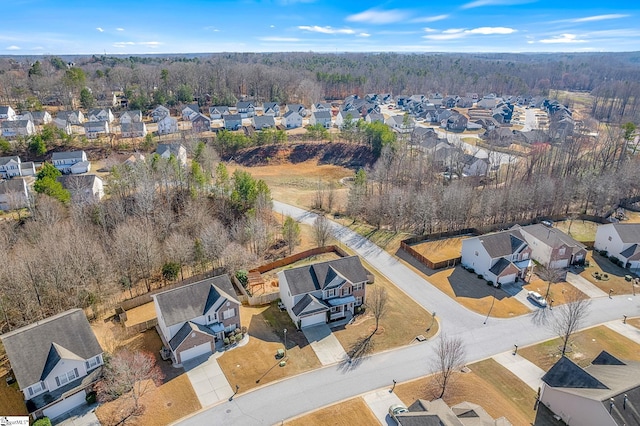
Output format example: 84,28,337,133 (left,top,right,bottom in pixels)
1,0,638,55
